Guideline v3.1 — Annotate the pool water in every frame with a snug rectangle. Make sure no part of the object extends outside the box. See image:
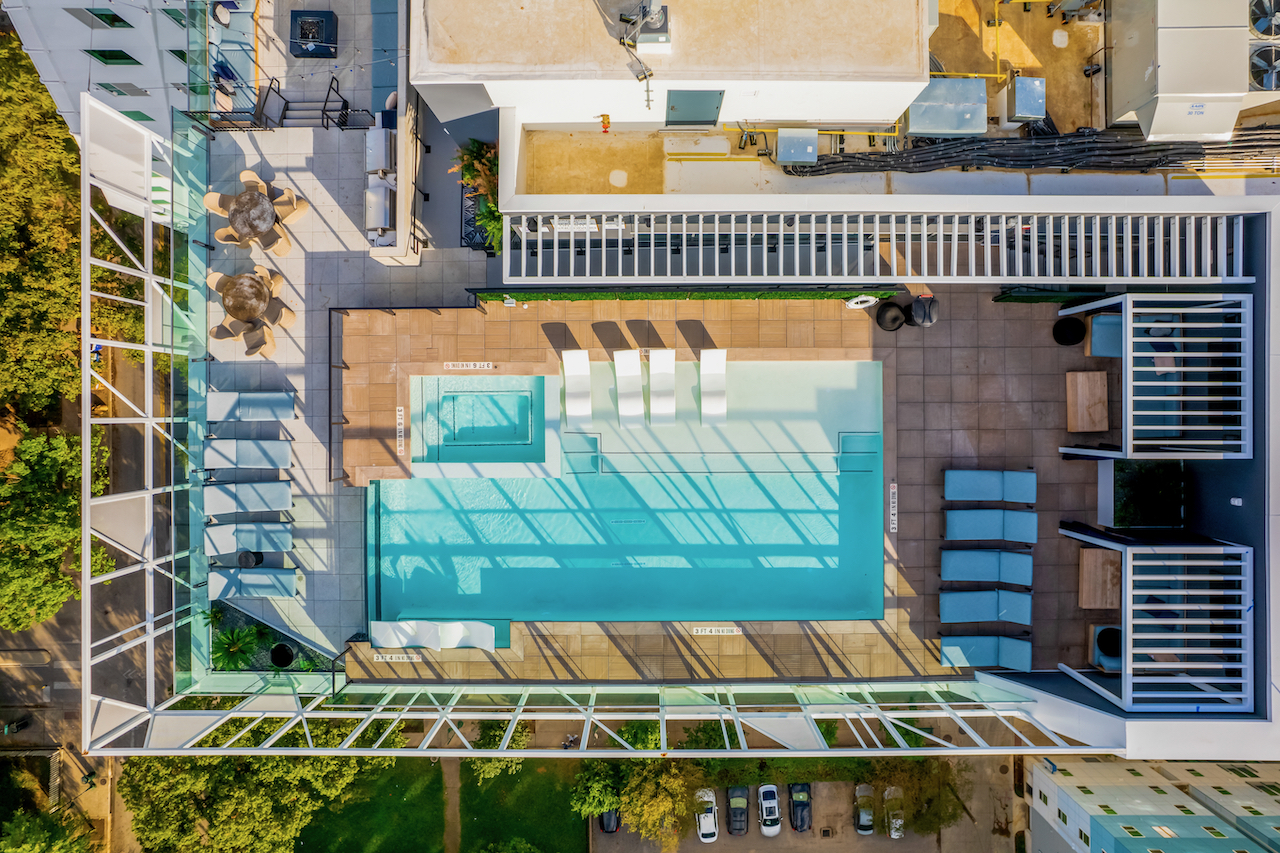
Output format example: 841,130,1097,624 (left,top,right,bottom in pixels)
369,465,884,623
413,376,545,464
